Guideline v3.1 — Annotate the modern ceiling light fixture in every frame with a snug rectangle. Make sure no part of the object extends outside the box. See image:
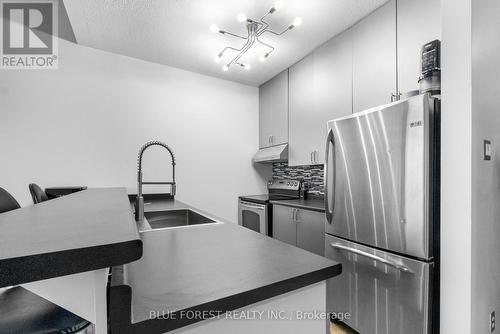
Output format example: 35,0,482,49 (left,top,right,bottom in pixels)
210,1,302,71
